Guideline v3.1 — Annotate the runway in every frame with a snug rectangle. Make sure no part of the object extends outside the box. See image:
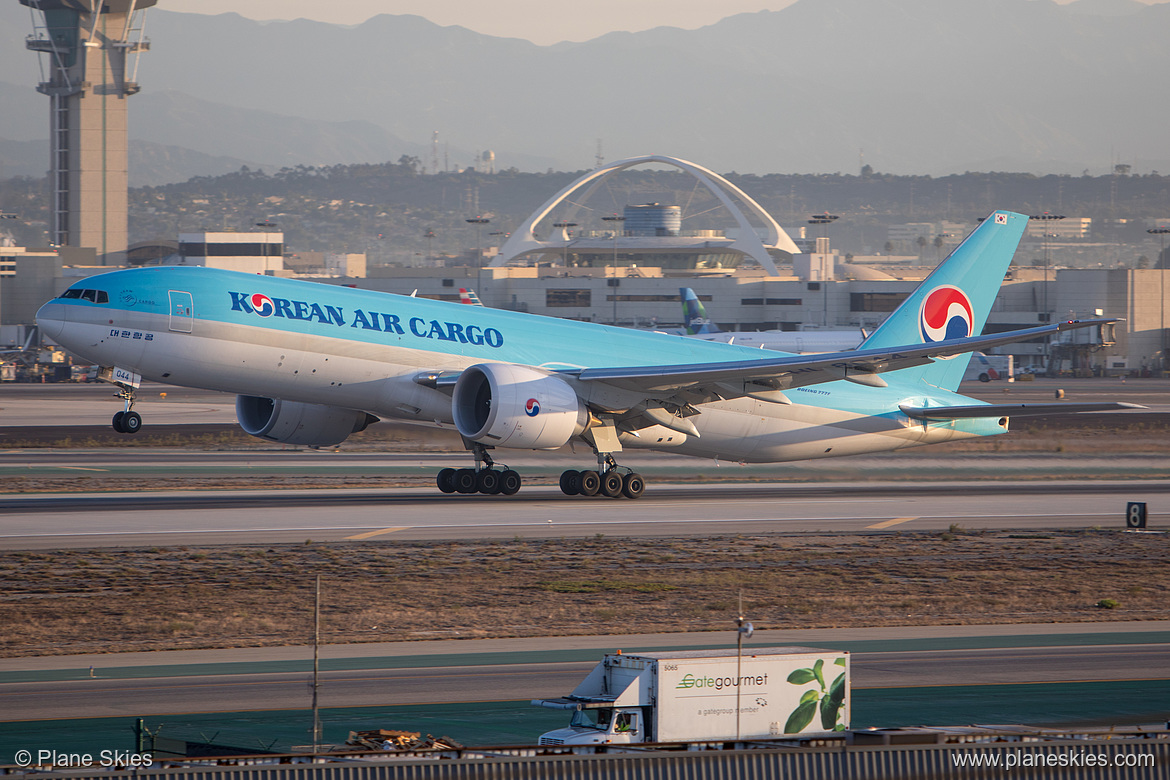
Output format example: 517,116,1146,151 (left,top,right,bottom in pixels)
3,626,1167,720
1,480,1167,549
